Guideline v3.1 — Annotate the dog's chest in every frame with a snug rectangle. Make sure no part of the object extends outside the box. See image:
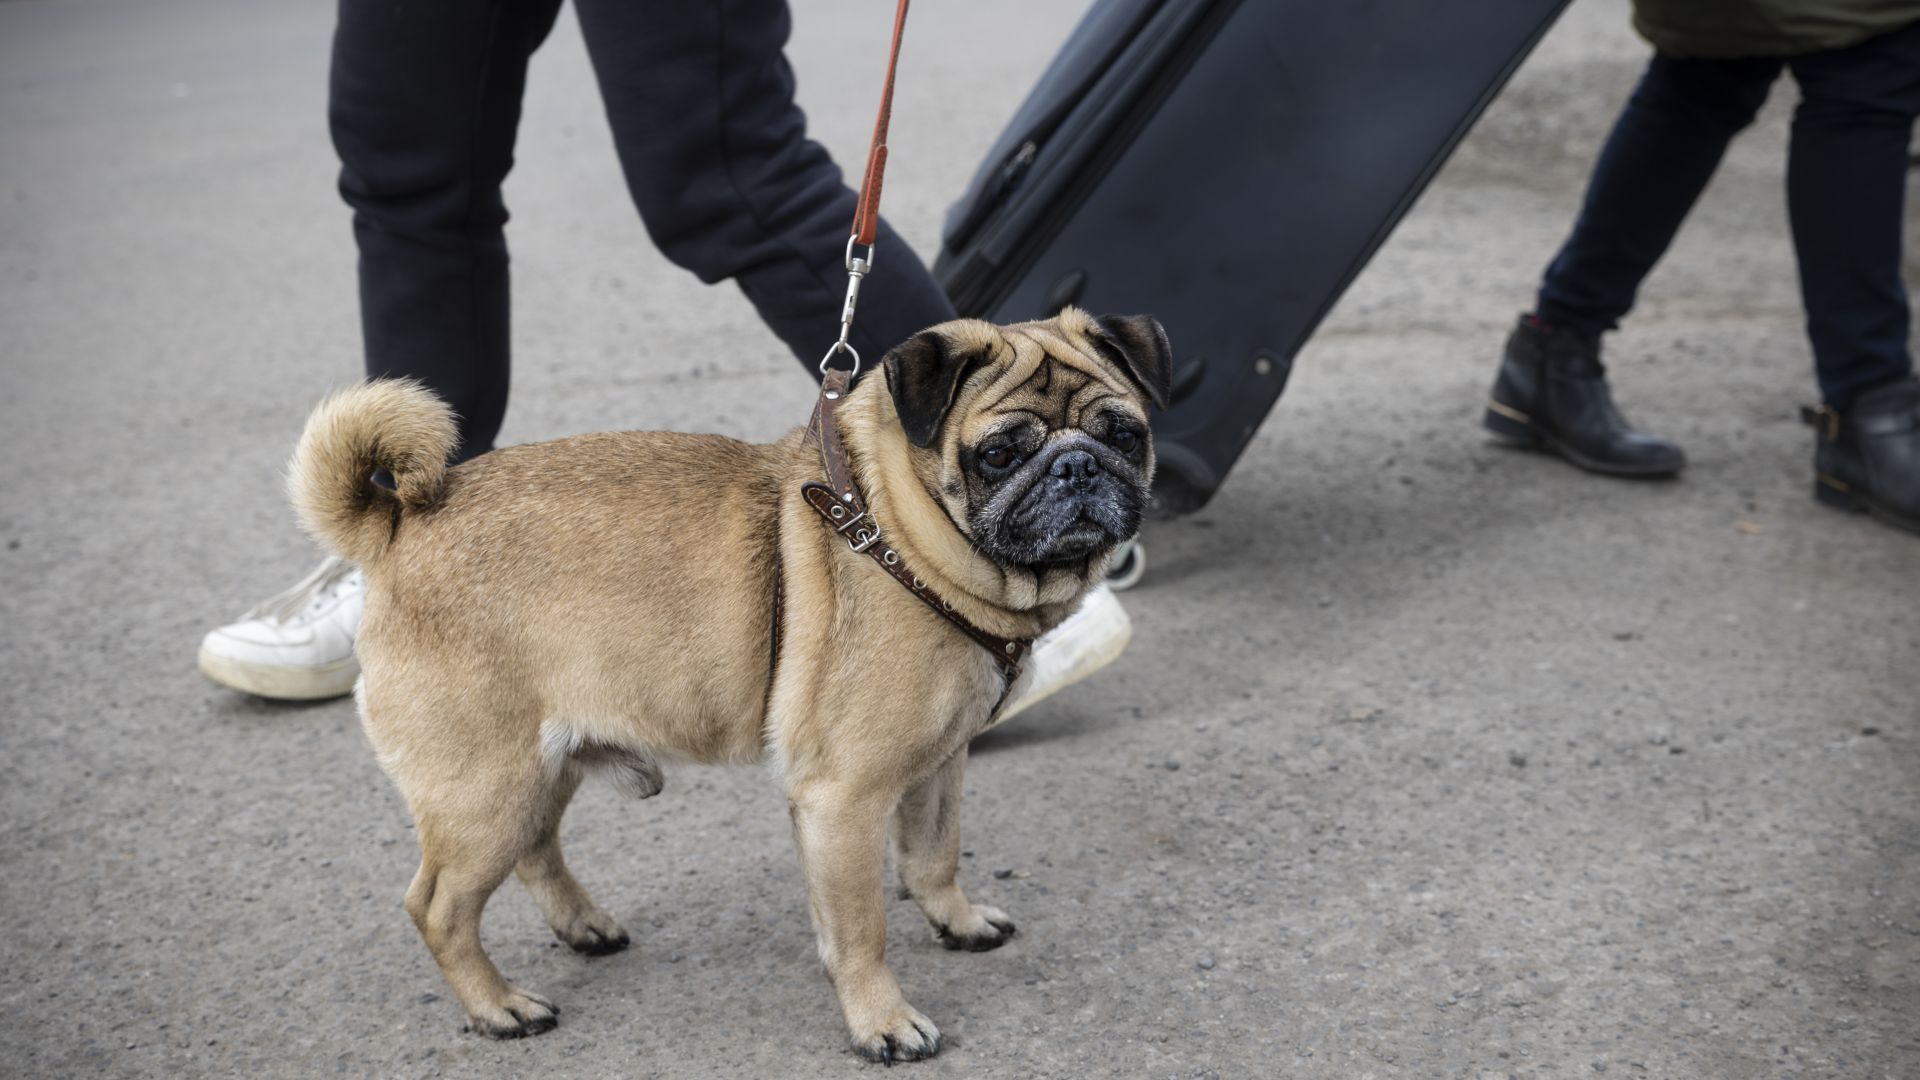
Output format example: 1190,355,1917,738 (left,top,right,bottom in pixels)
950,654,1013,743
